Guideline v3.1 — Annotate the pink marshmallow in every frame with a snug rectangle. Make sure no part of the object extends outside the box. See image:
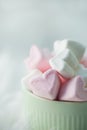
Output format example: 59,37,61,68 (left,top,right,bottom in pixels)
81,50,87,67
29,69,61,100
59,76,87,101
81,57,87,68
58,74,68,84
24,45,51,72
